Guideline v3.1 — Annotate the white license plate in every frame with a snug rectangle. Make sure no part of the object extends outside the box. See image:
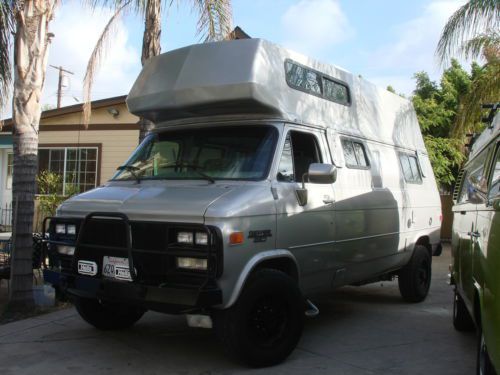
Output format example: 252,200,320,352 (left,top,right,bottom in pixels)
103,256,133,281
78,260,97,276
